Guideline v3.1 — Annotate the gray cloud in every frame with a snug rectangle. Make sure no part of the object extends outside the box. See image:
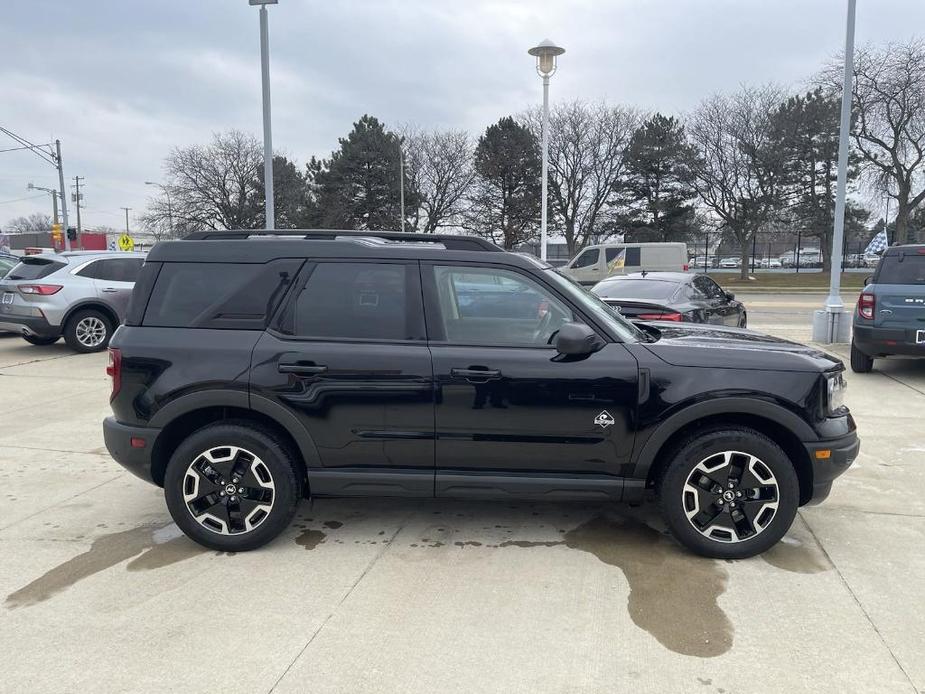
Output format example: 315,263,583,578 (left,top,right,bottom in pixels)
2,0,922,229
